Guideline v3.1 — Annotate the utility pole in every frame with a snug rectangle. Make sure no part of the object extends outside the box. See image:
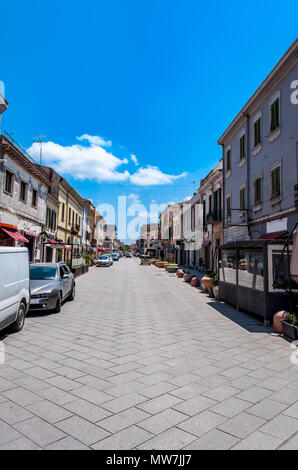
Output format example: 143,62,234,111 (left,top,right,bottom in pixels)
33,135,46,164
